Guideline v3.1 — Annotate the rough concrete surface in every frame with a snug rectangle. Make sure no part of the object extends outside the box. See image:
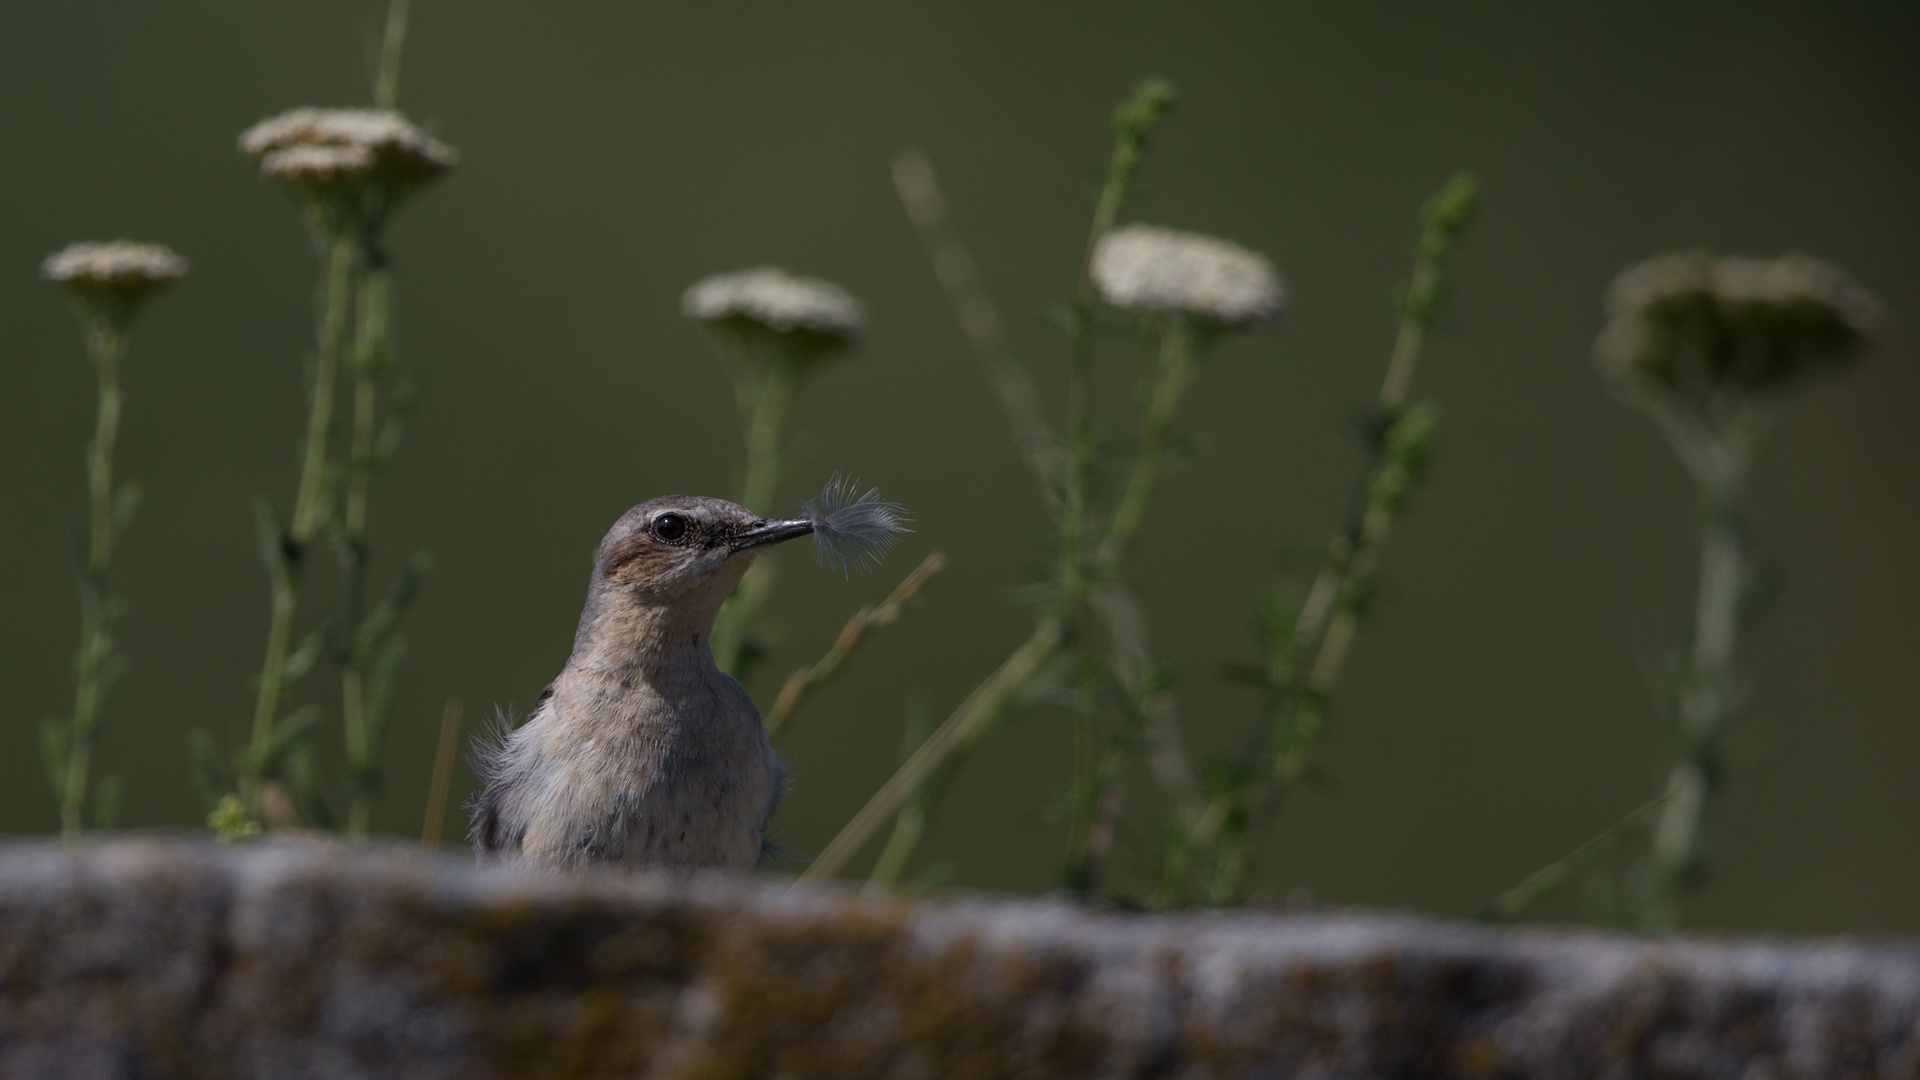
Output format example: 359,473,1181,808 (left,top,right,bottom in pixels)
0,838,1914,1079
